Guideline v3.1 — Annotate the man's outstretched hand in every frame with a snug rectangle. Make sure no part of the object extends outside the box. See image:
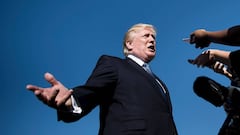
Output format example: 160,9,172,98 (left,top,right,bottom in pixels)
26,72,73,110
